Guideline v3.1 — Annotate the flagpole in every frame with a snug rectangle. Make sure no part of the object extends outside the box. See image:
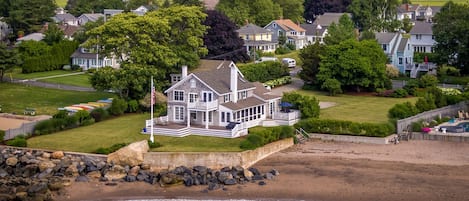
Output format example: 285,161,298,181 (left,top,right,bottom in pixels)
150,76,154,143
